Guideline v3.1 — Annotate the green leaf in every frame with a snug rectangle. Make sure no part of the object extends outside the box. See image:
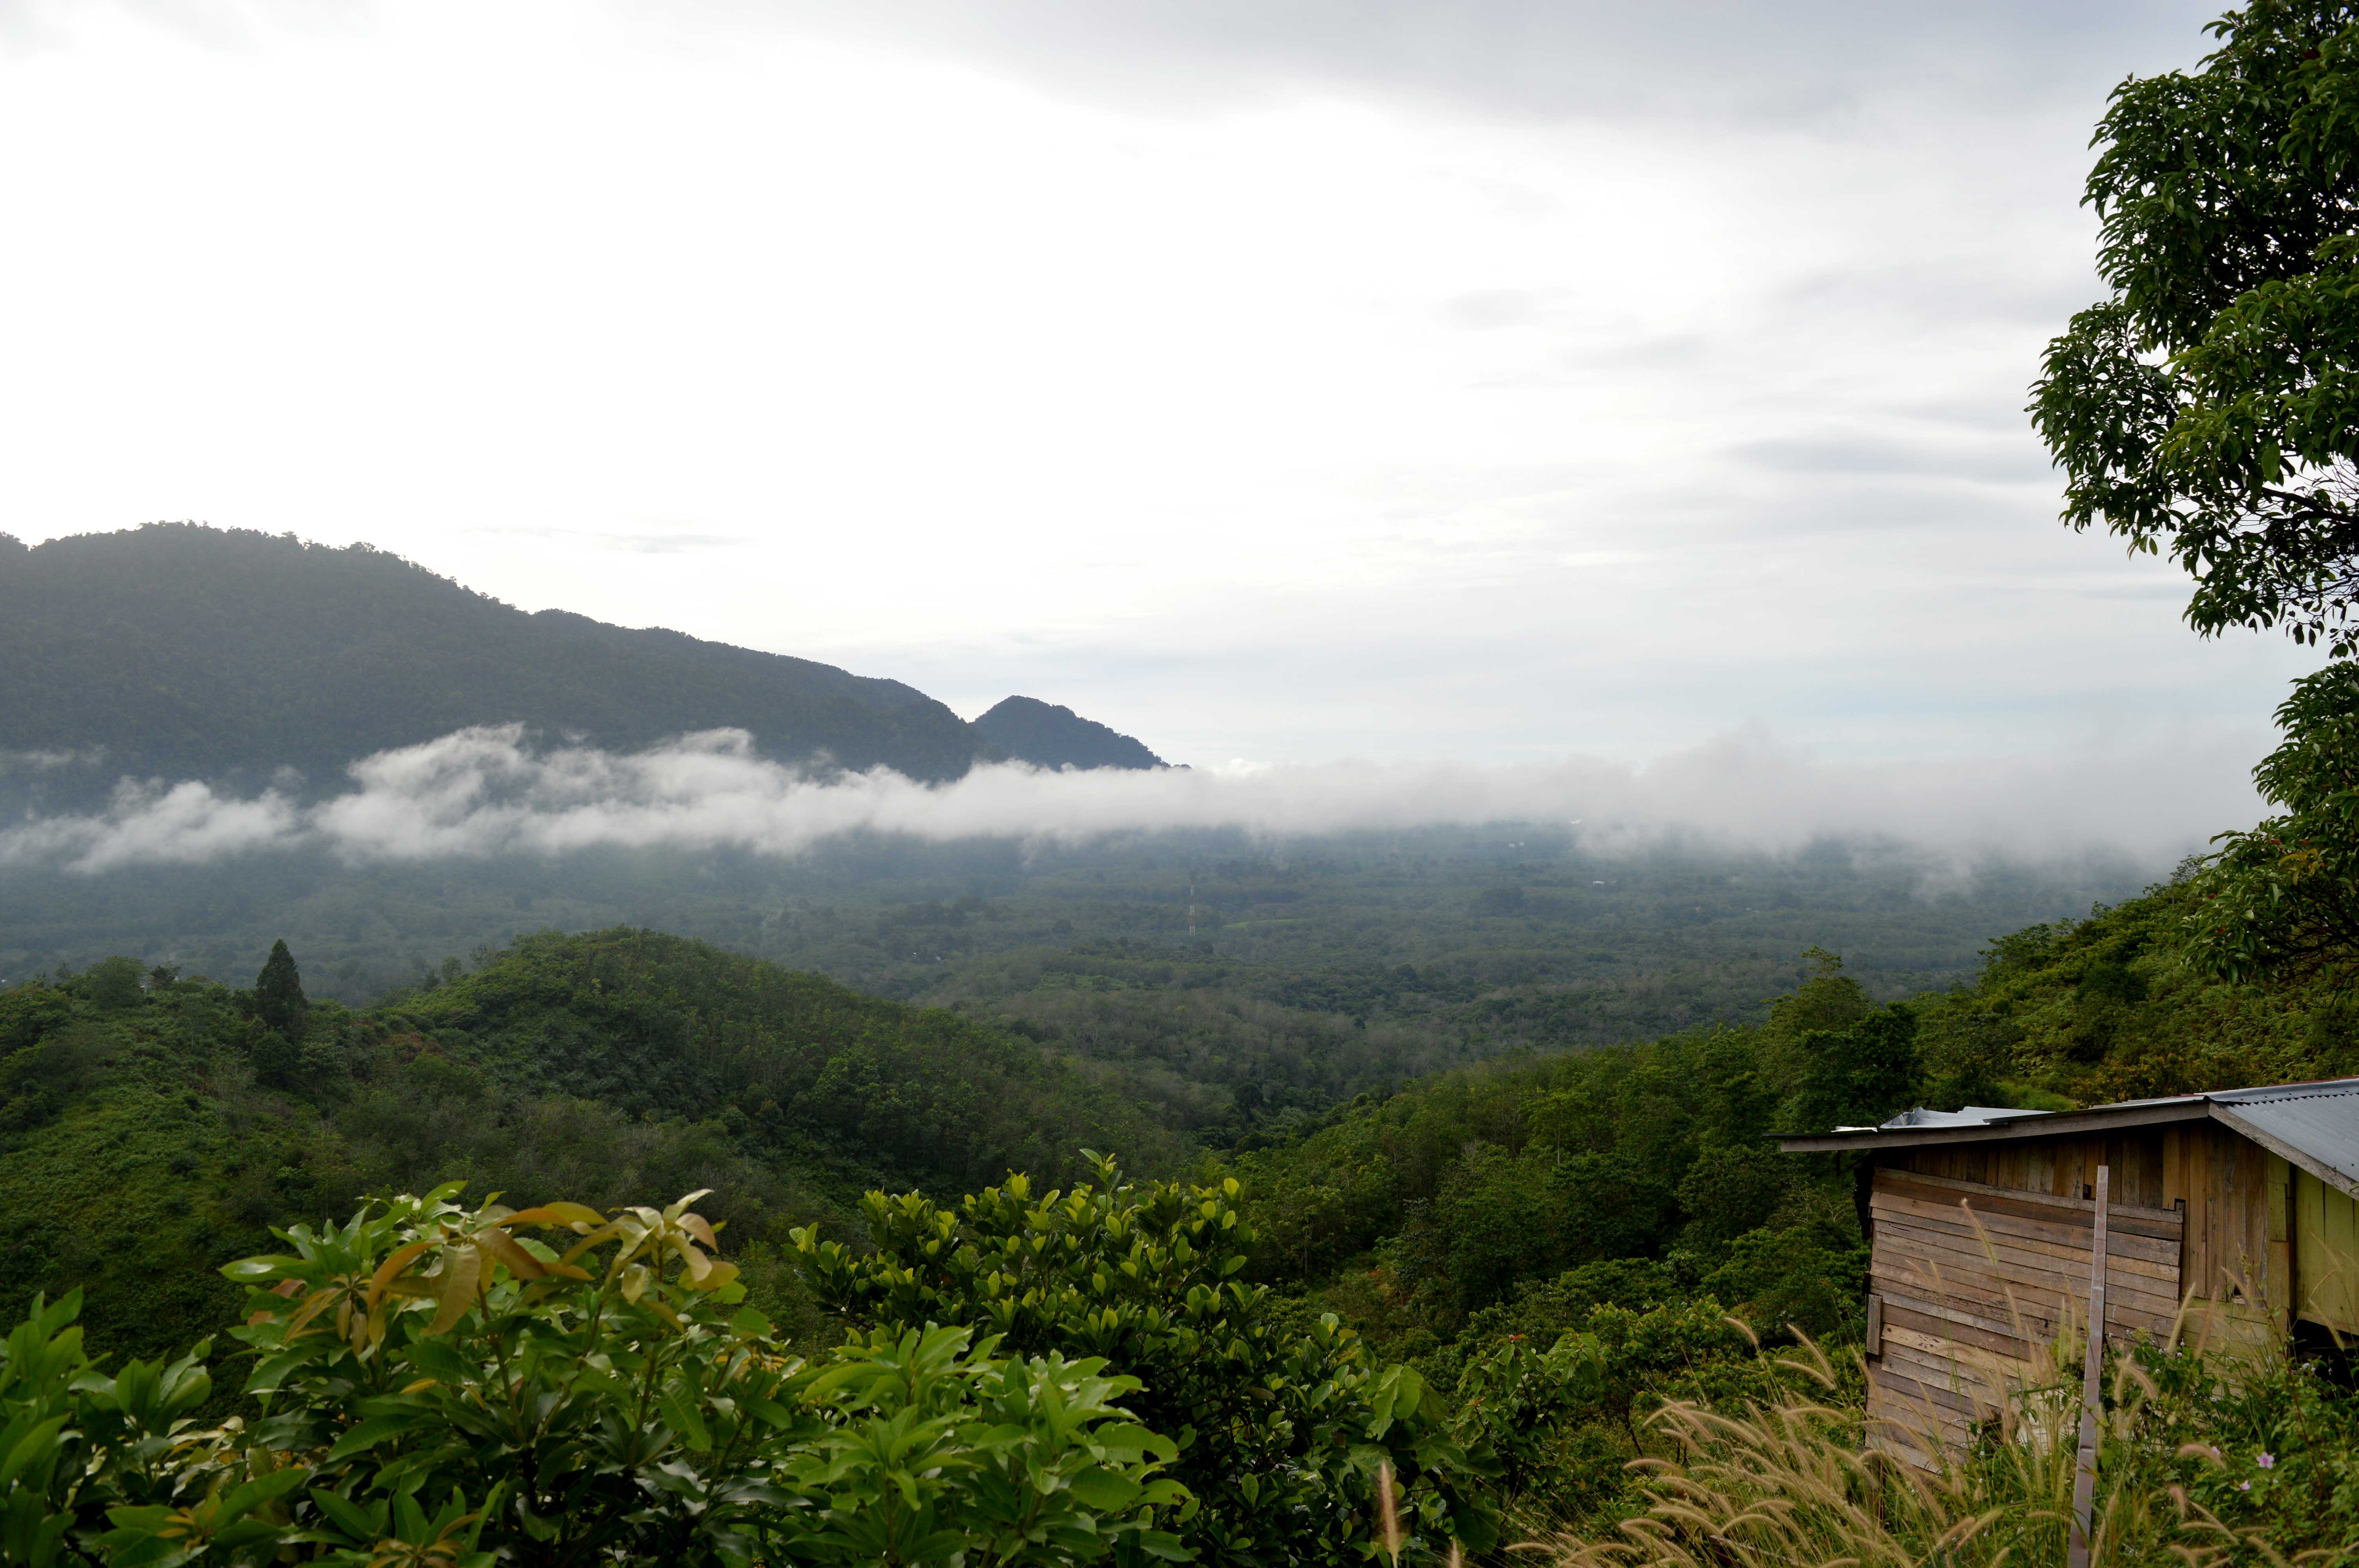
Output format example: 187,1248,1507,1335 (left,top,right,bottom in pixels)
308,1488,385,1543
1093,1425,1176,1461
658,1385,712,1452
1066,1467,1143,1512
324,1414,414,1463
